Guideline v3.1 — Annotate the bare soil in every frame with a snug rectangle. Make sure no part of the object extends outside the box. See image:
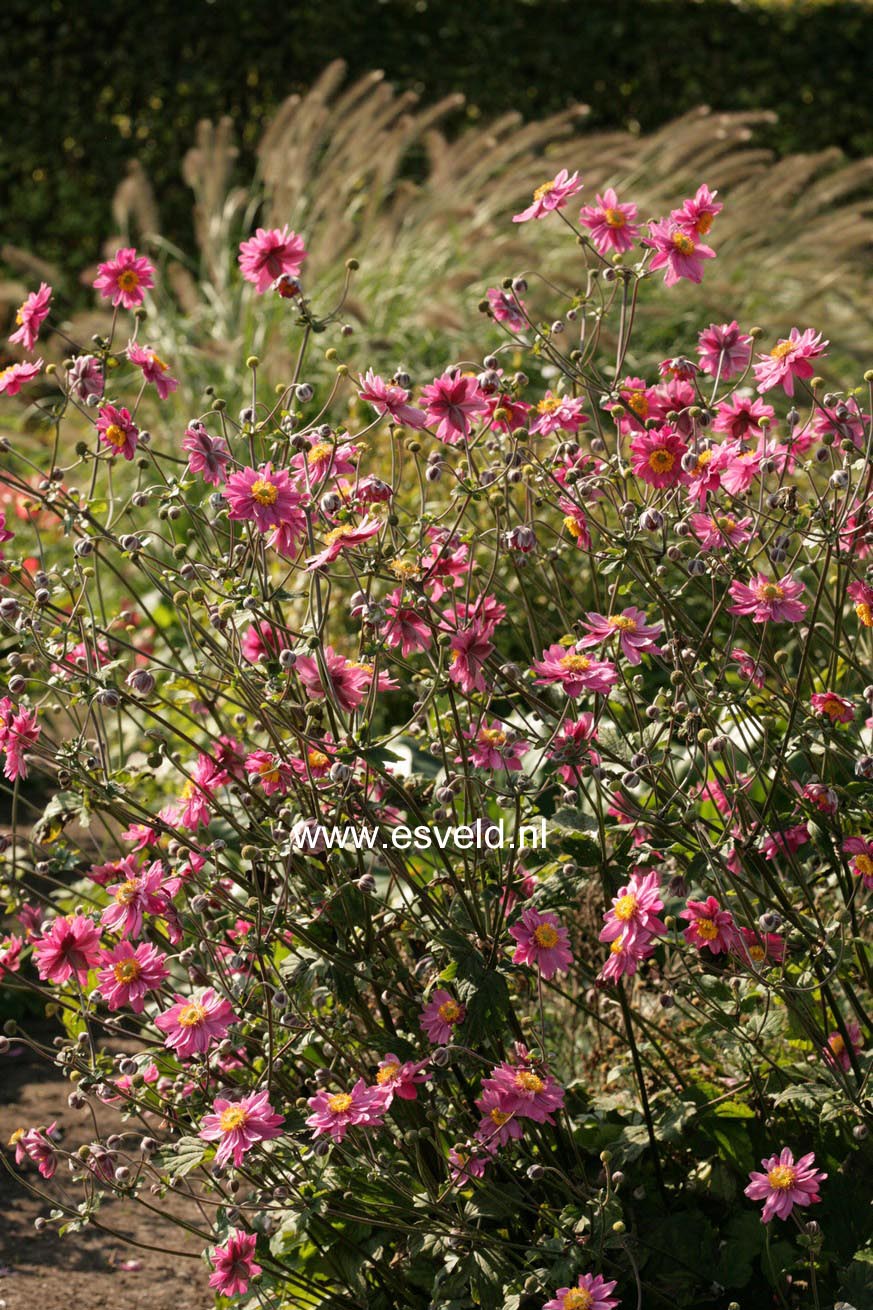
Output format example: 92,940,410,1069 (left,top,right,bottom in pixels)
0,1032,209,1309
